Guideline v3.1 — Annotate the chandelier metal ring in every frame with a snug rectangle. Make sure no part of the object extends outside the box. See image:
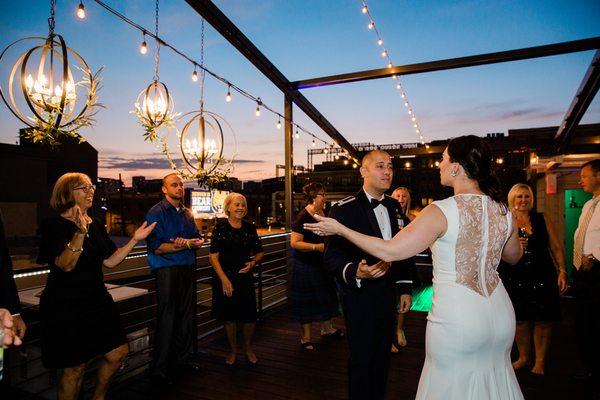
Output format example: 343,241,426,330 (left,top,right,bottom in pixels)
0,34,94,133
